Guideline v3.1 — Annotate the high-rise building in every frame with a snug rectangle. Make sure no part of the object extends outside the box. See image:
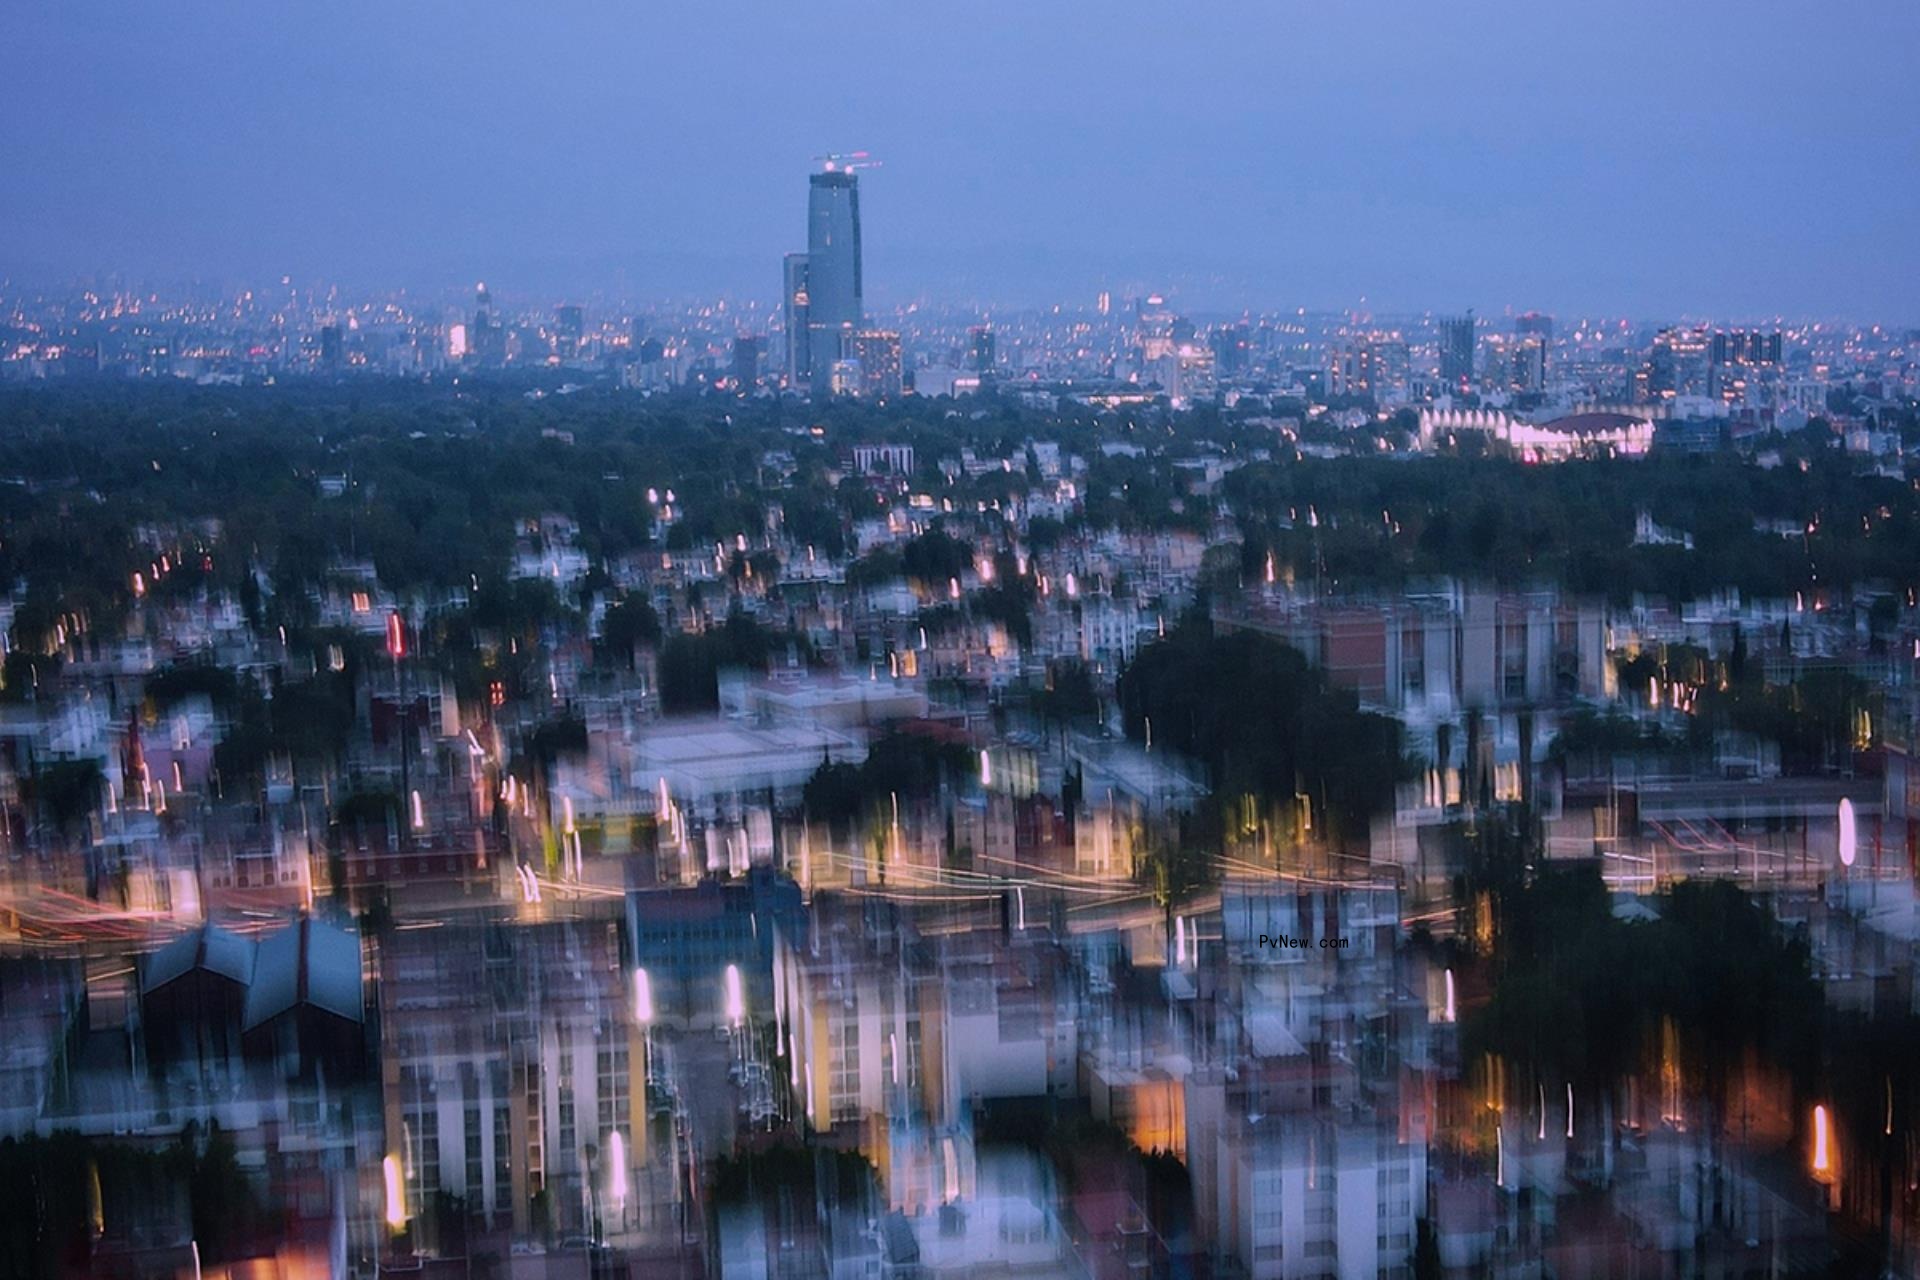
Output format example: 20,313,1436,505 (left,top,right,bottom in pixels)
805,168,864,394
1210,323,1252,379
852,329,902,400
1173,342,1216,407
1709,329,1783,403
553,304,584,361
1439,312,1475,388
731,335,763,390
1329,334,1410,401
1515,311,1553,377
782,253,811,388
1135,295,1178,363
1711,329,1783,368
471,282,506,367
1648,325,1712,399
970,325,995,374
1509,337,1546,393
